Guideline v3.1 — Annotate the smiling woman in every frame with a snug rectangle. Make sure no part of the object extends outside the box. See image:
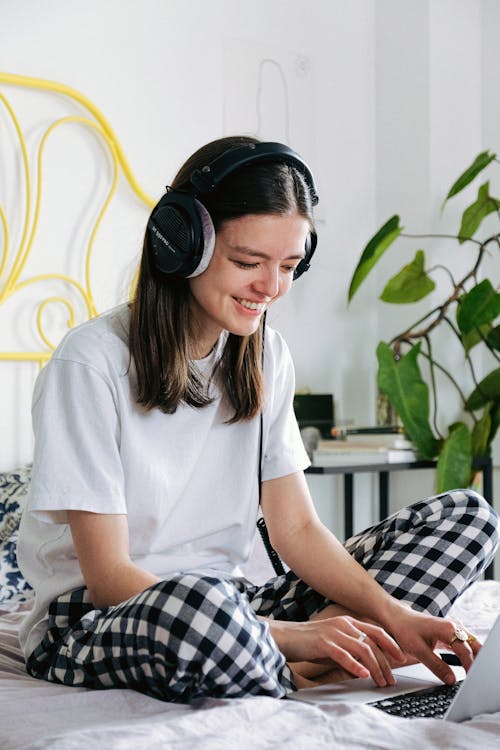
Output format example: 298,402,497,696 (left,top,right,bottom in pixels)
16,135,499,706
17,136,323,700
